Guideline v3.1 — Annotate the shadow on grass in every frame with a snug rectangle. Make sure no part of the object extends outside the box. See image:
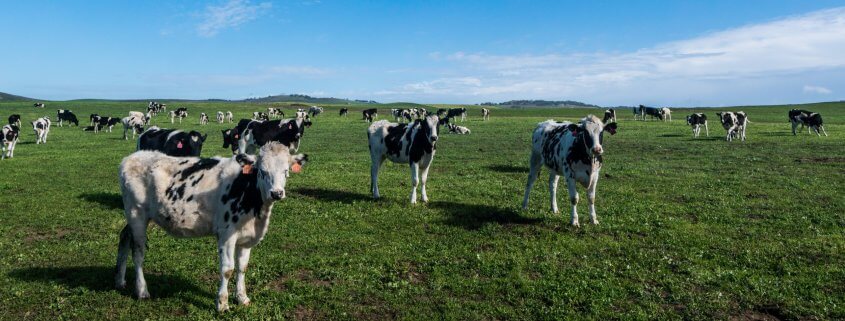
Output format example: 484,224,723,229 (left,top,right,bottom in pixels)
8,266,213,309
292,187,372,204
79,192,124,210
431,201,542,230
487,164,527,173
658,133,685,137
